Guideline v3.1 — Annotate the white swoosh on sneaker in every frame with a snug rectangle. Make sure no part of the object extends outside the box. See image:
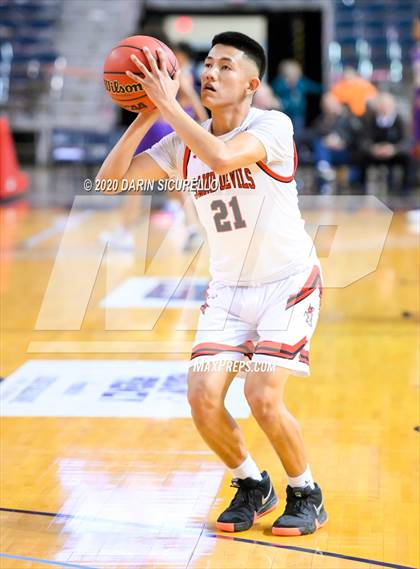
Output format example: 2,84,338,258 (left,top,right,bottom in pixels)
261,481,272,505
313,501,323,516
